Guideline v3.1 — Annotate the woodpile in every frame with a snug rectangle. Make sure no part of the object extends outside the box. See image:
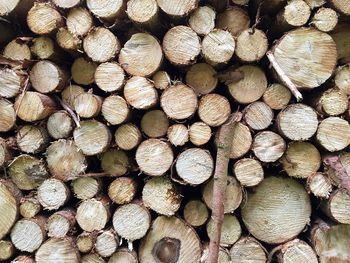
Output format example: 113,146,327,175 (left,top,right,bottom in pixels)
1,0,350,262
